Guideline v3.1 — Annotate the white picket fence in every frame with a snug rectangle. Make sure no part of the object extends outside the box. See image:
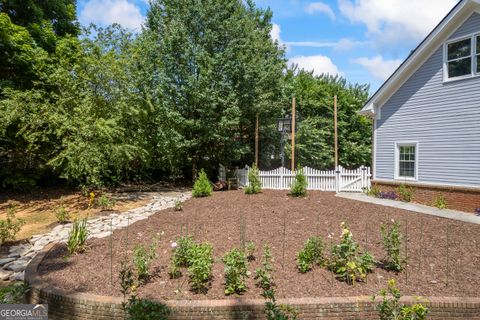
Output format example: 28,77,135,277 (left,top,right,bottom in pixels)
236,166,371,193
